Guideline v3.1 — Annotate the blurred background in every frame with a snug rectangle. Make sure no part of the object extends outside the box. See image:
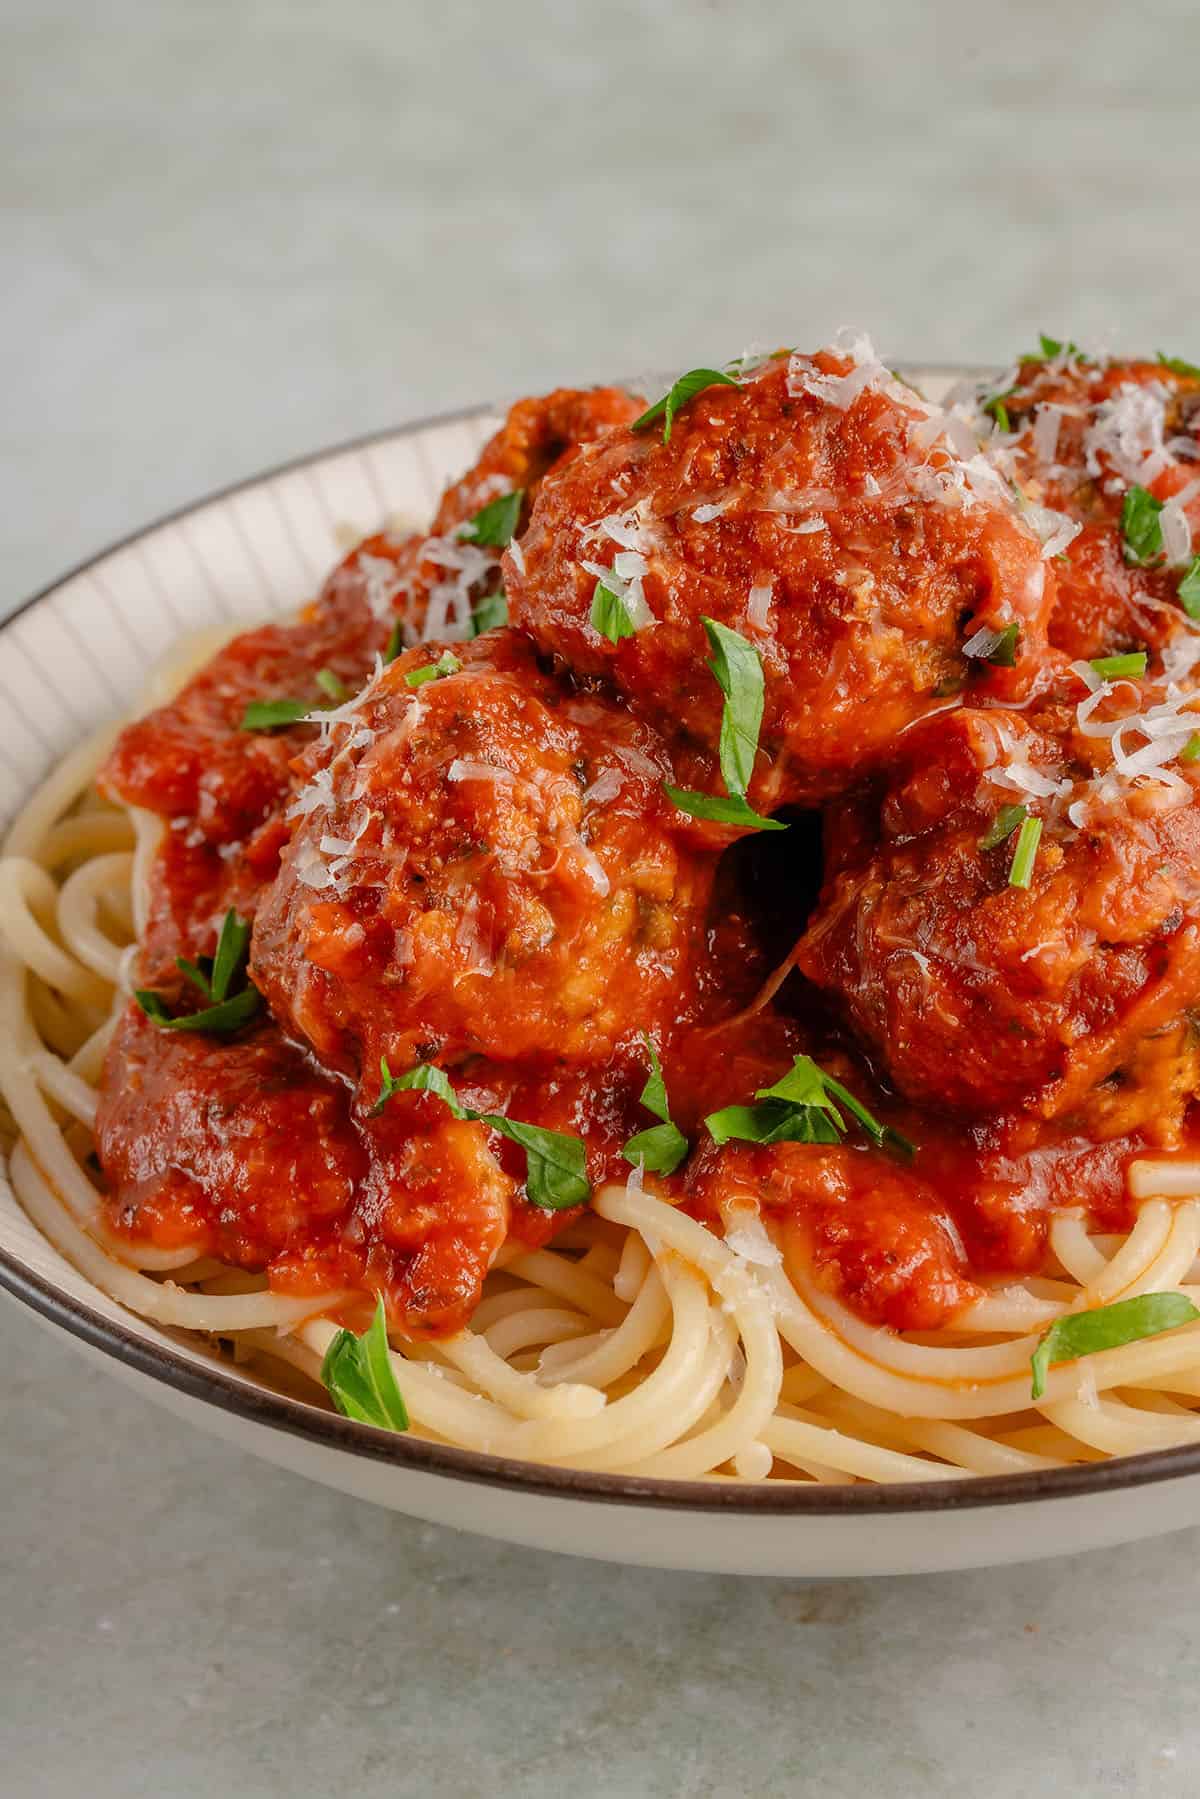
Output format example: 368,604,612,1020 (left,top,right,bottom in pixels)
5,2,1200,1794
